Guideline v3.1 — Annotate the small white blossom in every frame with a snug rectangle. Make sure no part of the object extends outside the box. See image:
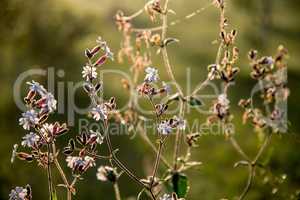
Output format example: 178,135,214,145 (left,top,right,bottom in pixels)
66,156,81,169
96,166,116,182
42,93,57,113
157,121,172,135
173,116,186,130
89,130,104,145
213,94,230,118
91,104,108,121
82,65,97,81
218,94,230,108
26,80,47,95
40,123,55,142
66,156,95,171
160,194,172,200
19,109,39,130
144,67,159,83
96,37,114,60
9,186,28,200
84,156,96,167
162,81,171,94
21,132,40,148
